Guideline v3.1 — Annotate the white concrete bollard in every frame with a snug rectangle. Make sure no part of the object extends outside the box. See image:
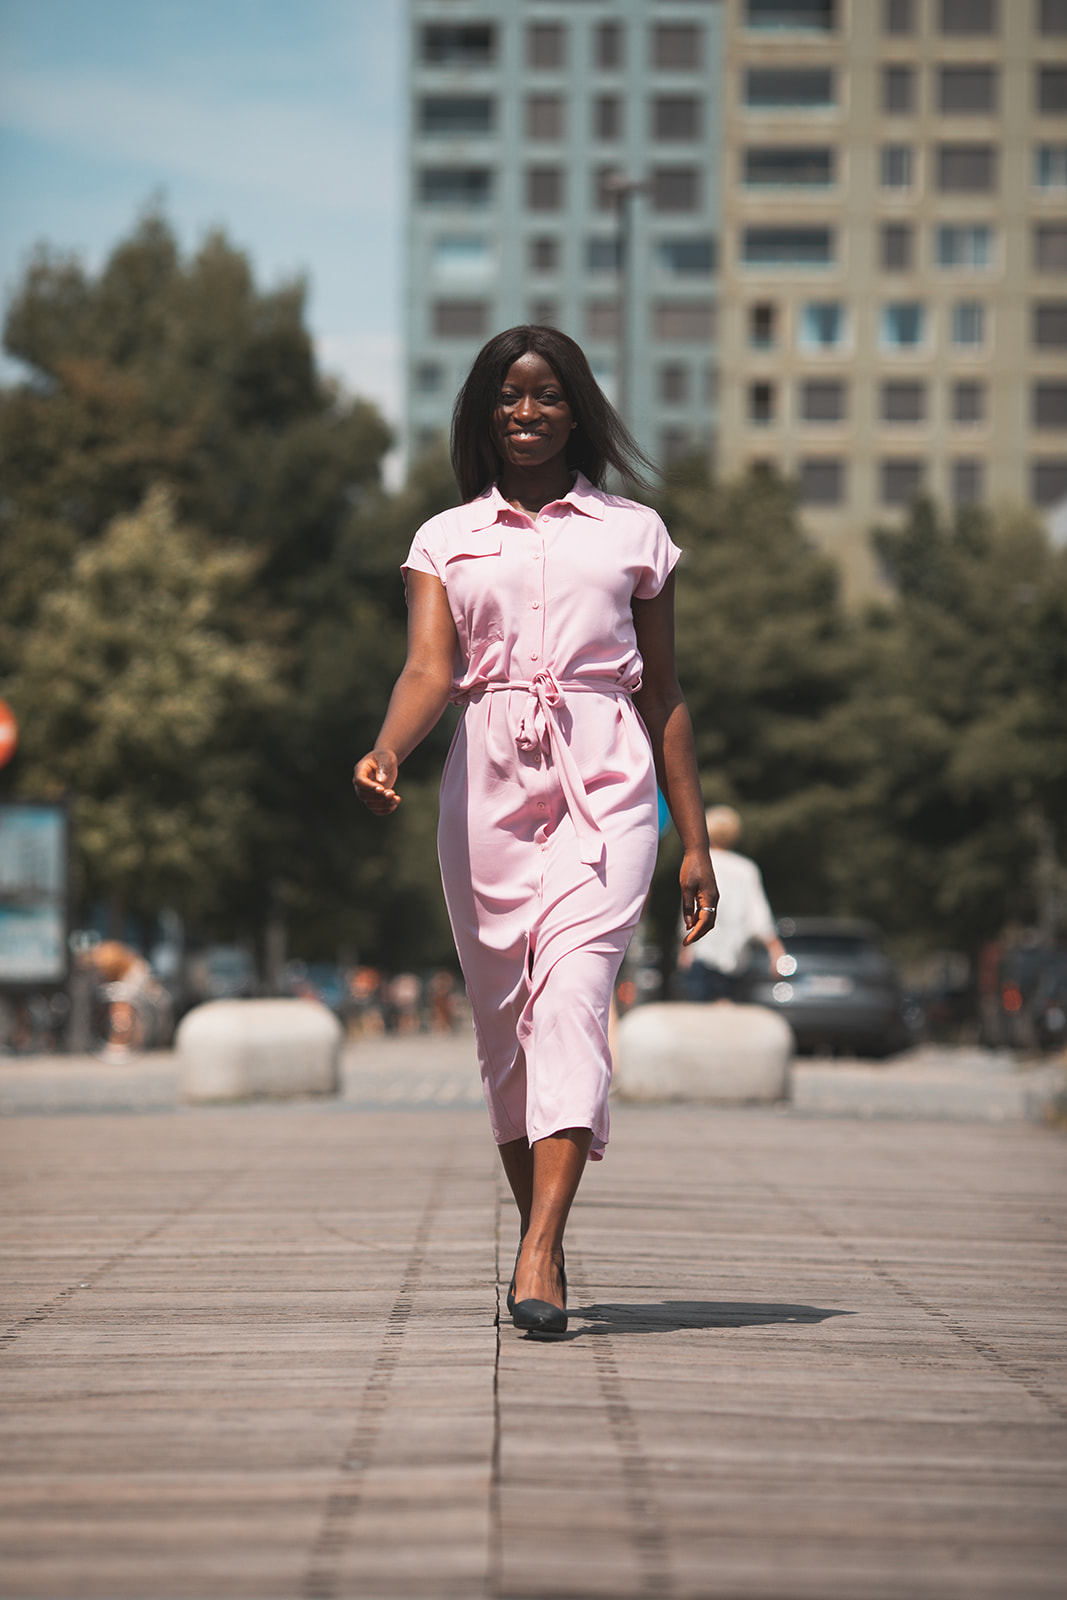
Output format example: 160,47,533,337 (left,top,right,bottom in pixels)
177,999,342,1102
614,1002,793,1104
